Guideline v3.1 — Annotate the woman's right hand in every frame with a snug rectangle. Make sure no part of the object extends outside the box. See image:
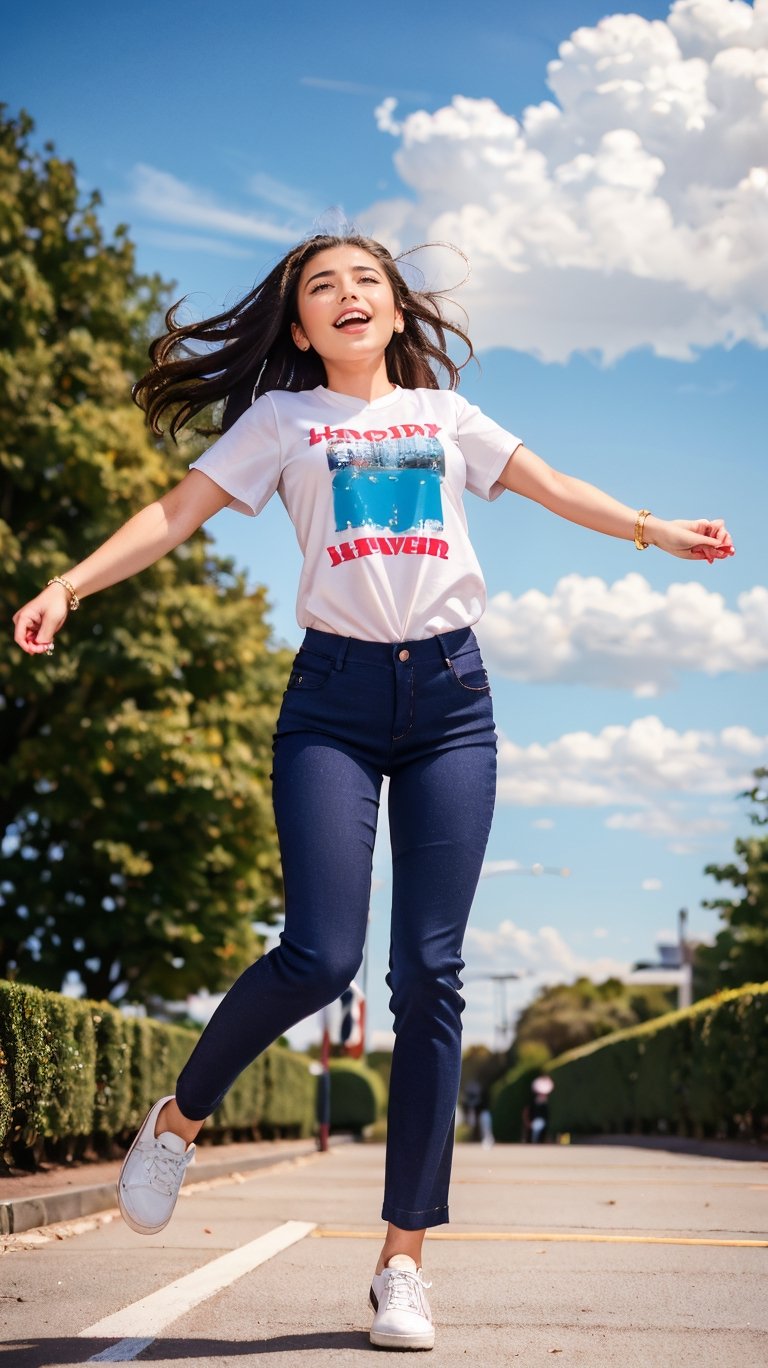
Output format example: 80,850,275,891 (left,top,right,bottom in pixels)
12,583,71,655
